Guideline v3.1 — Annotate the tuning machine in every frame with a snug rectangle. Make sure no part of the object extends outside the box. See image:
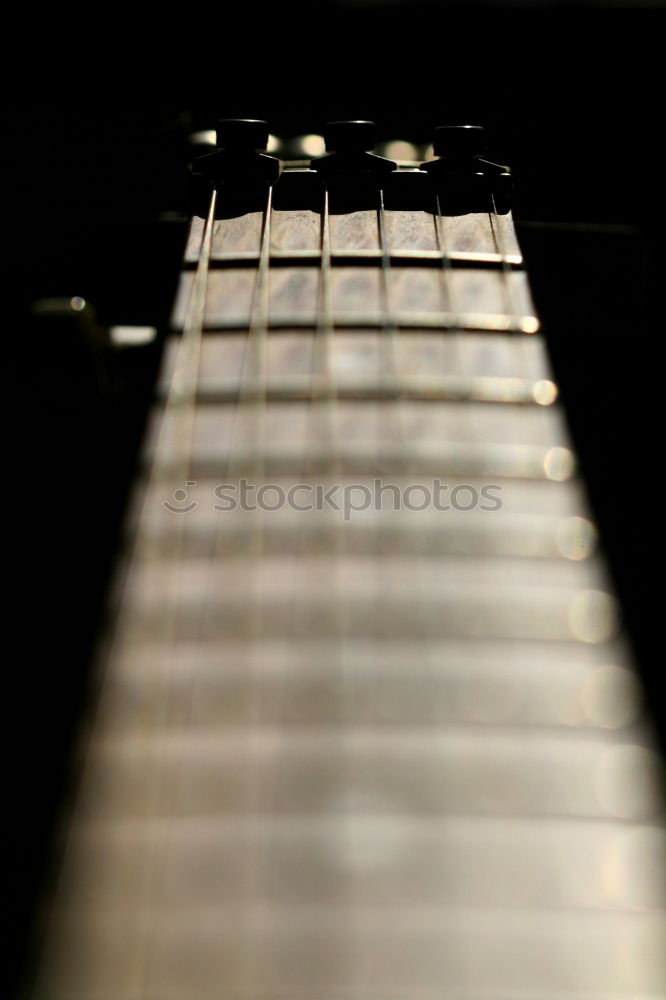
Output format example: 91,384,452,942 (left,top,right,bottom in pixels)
421,125,512,213
190,119,280,213
311,121,396,177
